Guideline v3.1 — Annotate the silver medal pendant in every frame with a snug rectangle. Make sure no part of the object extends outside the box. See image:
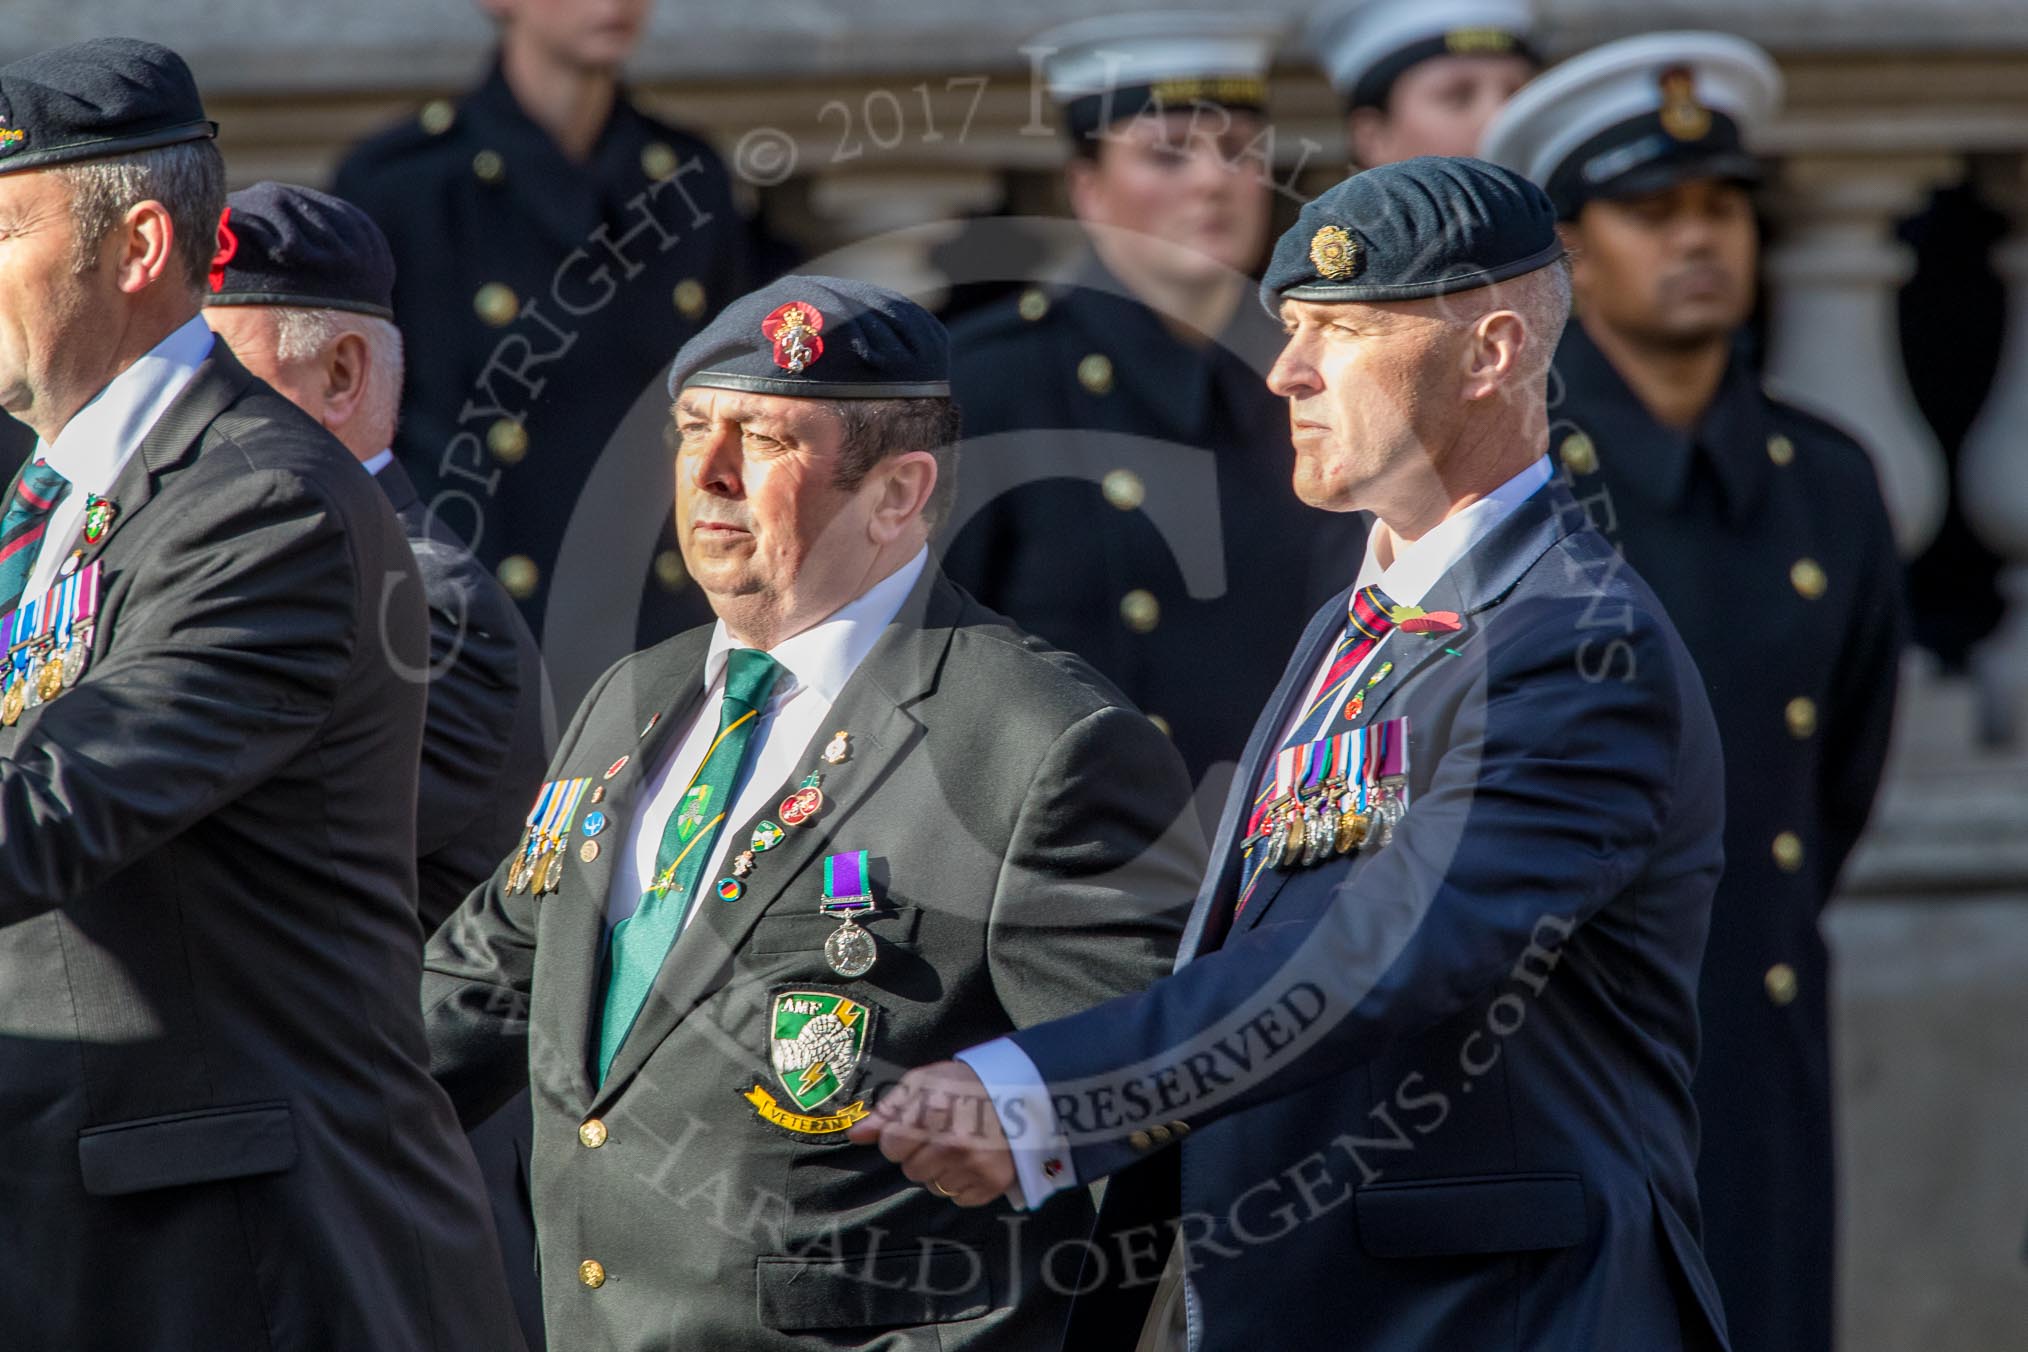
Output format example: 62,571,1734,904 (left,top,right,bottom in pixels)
824,918,877,978
1371,778,1408,848
1263,815,1290,871
1315,802,1341,861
